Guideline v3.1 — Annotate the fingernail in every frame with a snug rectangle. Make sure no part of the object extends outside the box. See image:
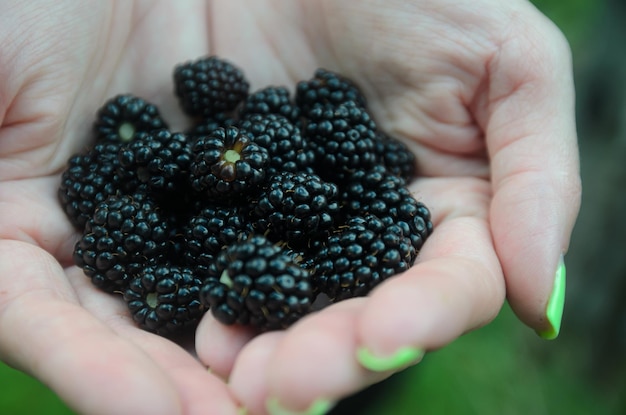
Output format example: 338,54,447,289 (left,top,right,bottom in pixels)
237,406,248,415
266,397,335,415
536,255,566,340
356,346,425,372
